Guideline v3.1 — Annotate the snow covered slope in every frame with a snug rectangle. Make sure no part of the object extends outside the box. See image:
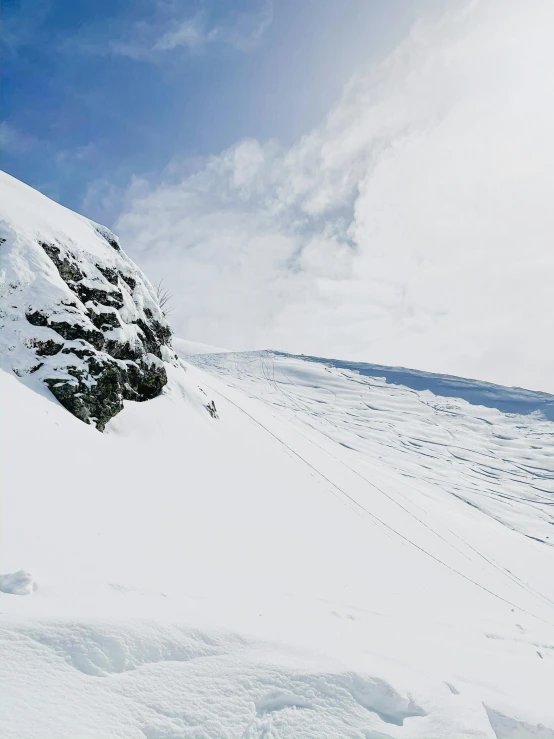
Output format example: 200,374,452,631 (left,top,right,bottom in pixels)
190,351,554,546
2,344,554,738
173,336,230,356
0,171,175,429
